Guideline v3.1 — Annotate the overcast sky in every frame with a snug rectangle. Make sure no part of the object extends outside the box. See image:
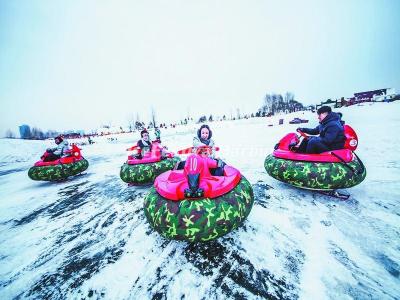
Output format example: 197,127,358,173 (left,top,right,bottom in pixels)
1,0,399,134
